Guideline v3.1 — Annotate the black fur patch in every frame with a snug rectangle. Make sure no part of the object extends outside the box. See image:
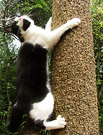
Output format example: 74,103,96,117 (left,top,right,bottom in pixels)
7,104,23,132
23,19,31,31
11,21,19,36
8,21,25,42
17,43,49,112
